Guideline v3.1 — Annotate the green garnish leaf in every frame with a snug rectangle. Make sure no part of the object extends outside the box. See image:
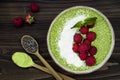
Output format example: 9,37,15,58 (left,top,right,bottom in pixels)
71,21,84,29
84,17,97,26
71,17,97,29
